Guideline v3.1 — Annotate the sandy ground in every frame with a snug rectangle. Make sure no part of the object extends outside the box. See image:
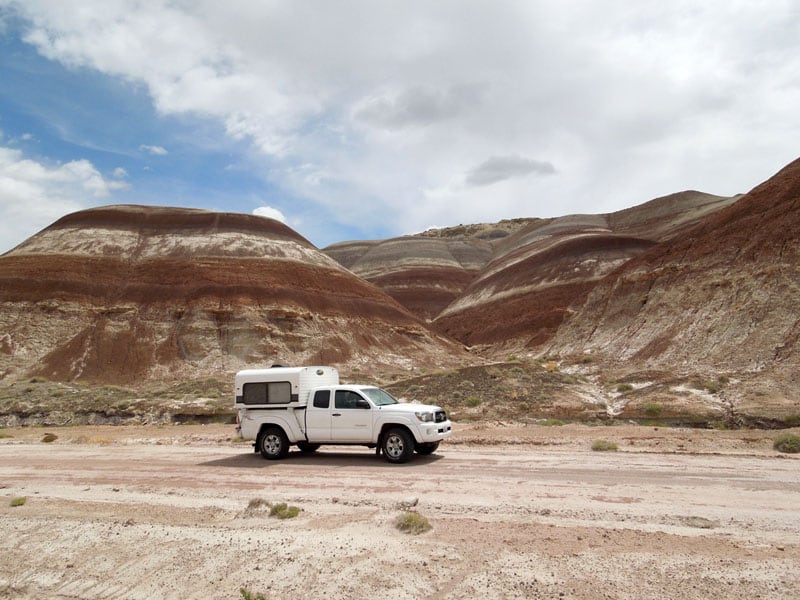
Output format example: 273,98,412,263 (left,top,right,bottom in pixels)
0,423,799,599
